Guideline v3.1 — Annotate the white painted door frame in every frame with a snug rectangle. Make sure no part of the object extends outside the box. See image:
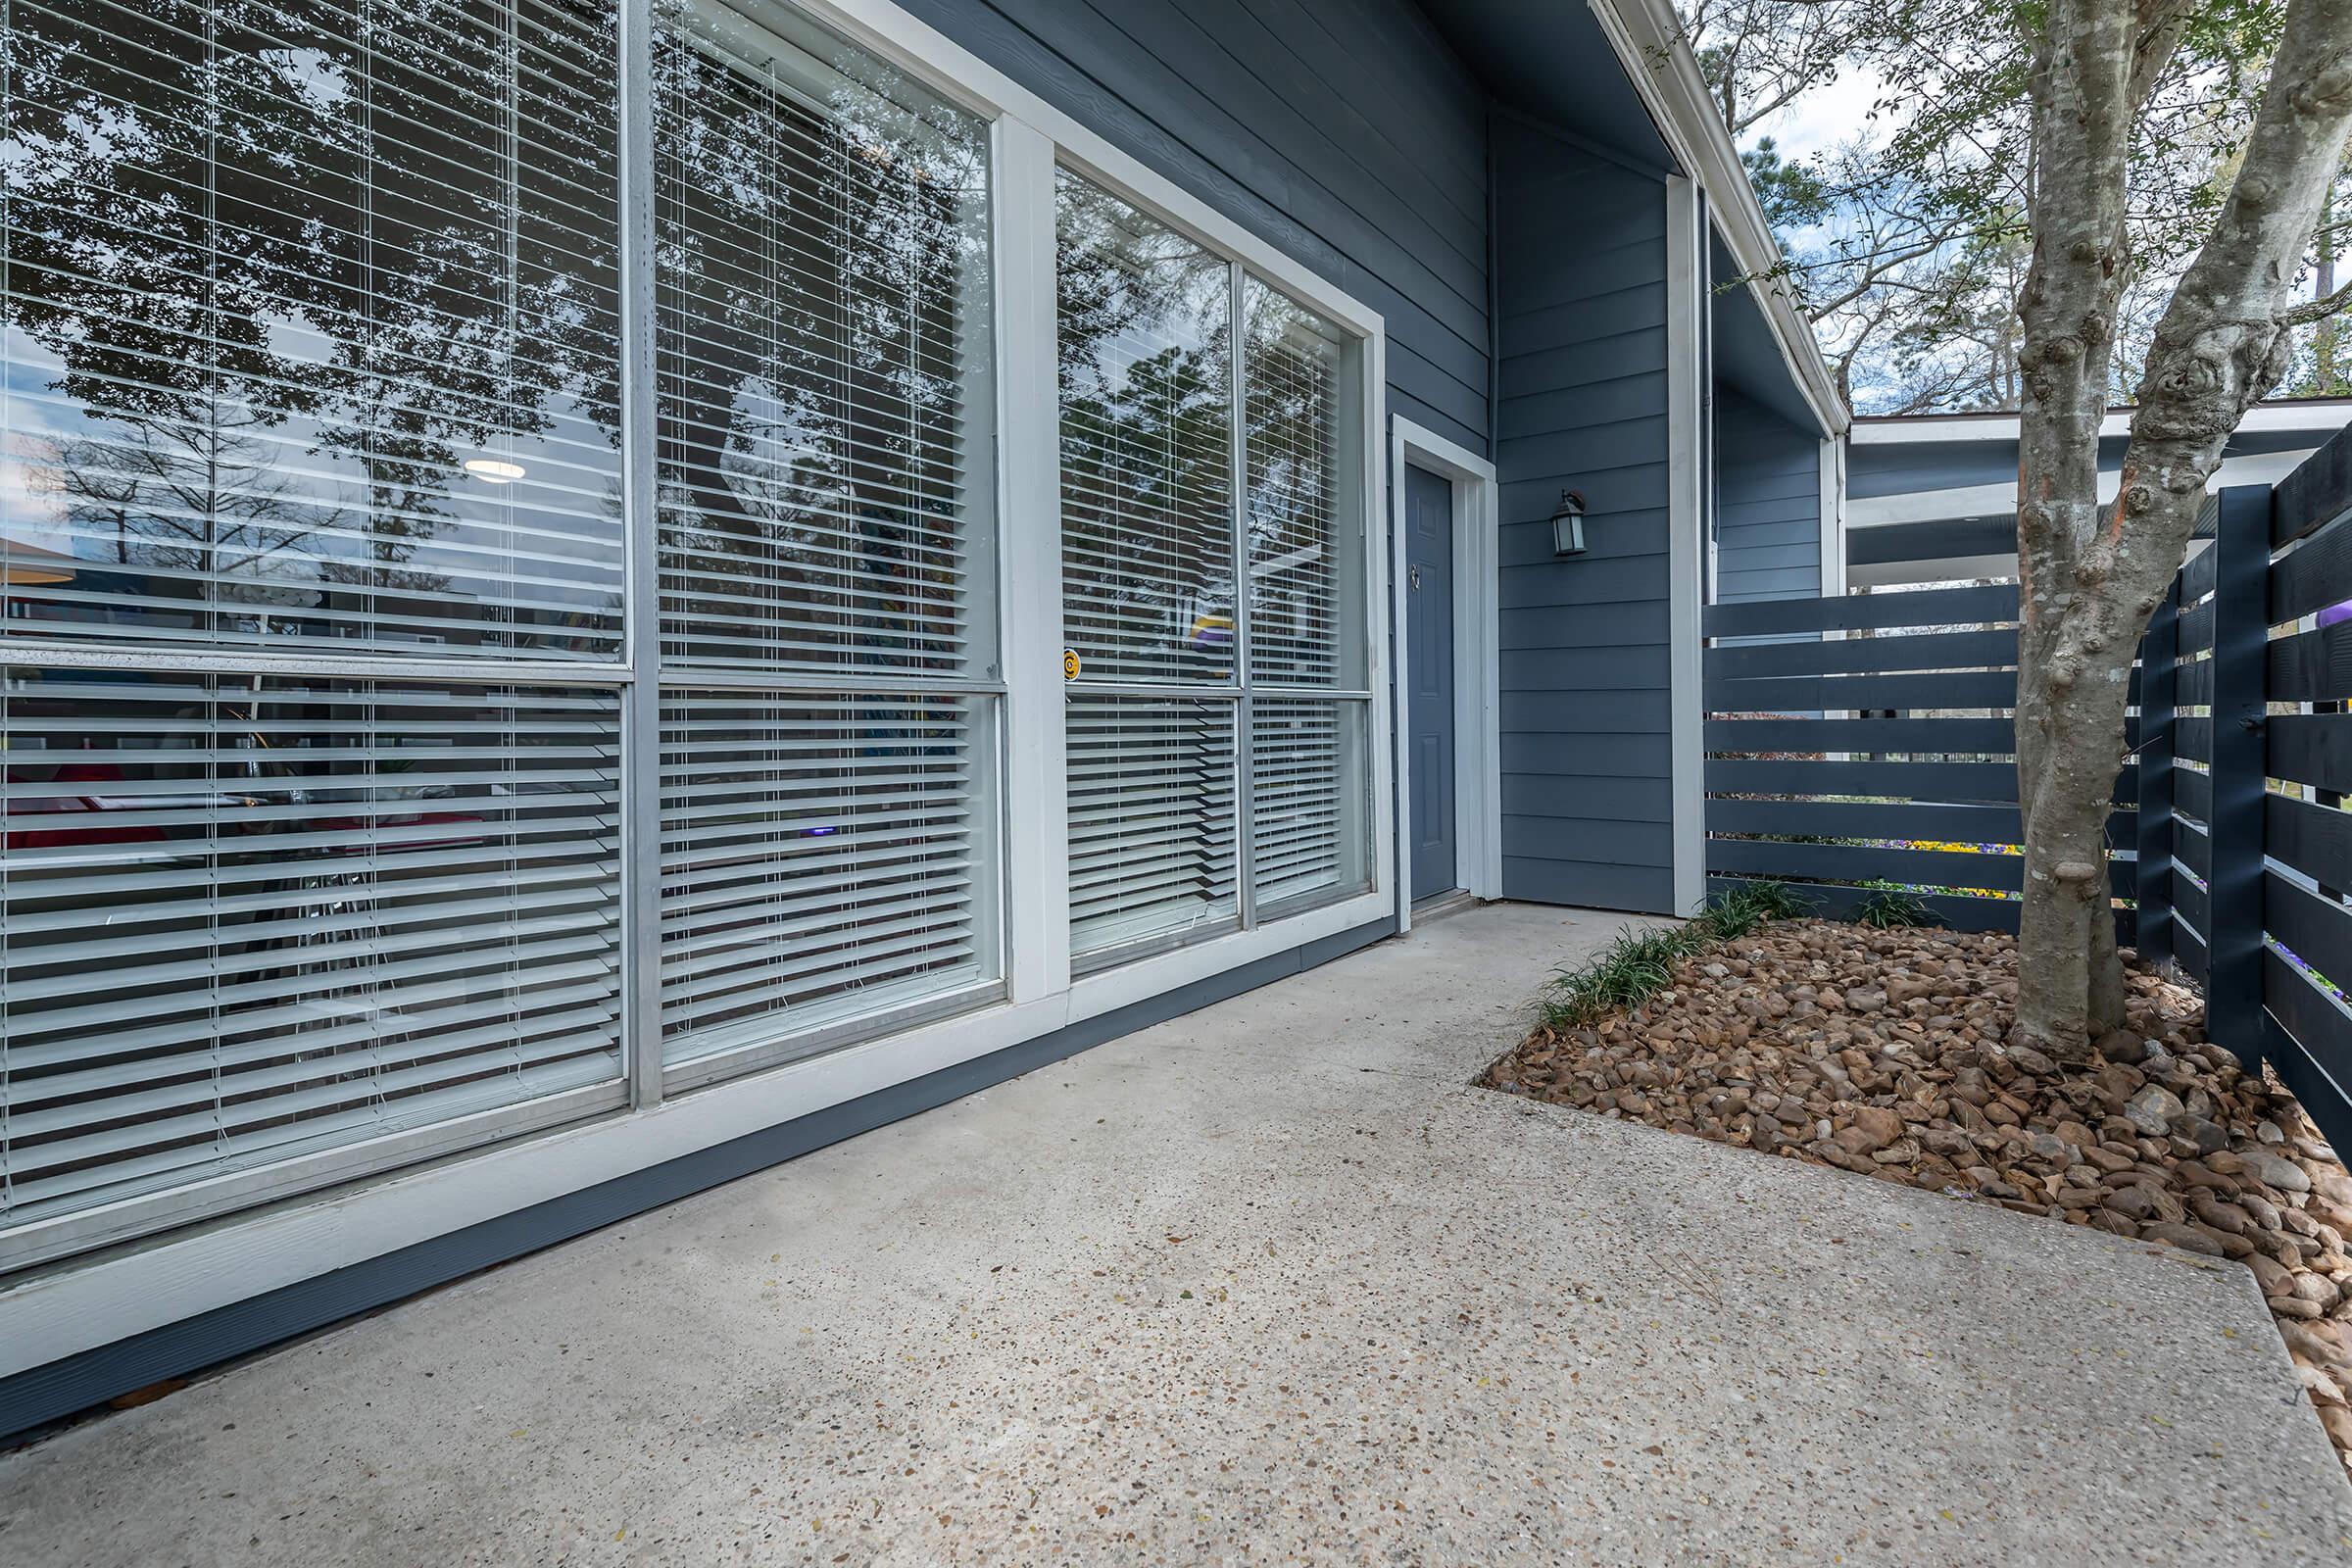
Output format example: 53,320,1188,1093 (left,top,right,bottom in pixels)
1818,435,1848,599
1390,416,1501,935
1664,175,1707,919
